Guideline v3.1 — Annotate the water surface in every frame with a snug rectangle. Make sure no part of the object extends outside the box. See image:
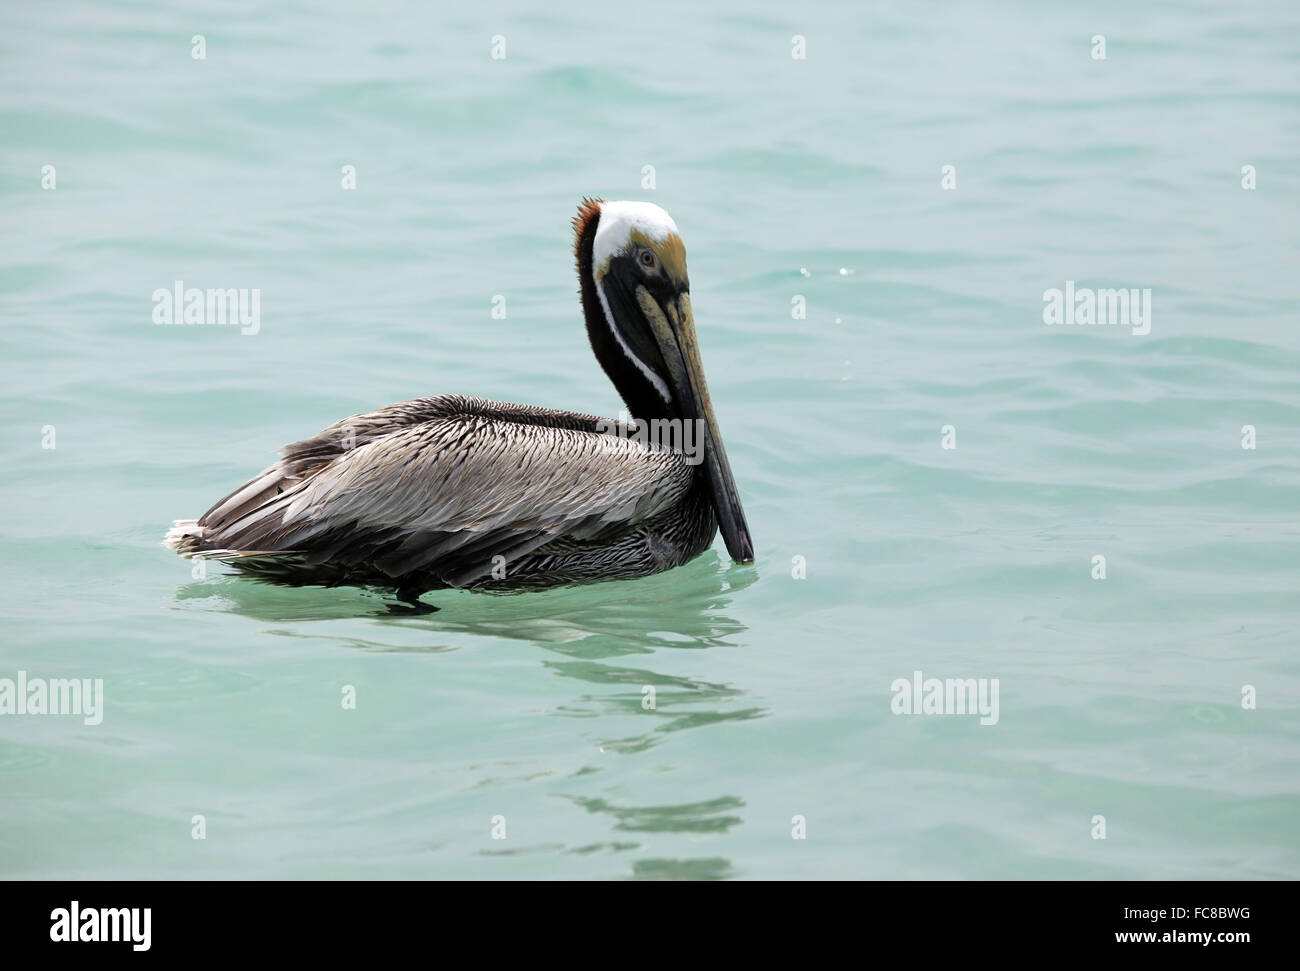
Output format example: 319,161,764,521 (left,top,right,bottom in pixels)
2,0,1298,878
